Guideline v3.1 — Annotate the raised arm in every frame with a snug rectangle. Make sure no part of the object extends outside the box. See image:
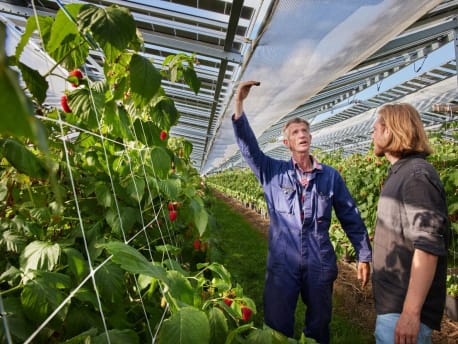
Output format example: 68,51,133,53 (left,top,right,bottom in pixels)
234,80,260,119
